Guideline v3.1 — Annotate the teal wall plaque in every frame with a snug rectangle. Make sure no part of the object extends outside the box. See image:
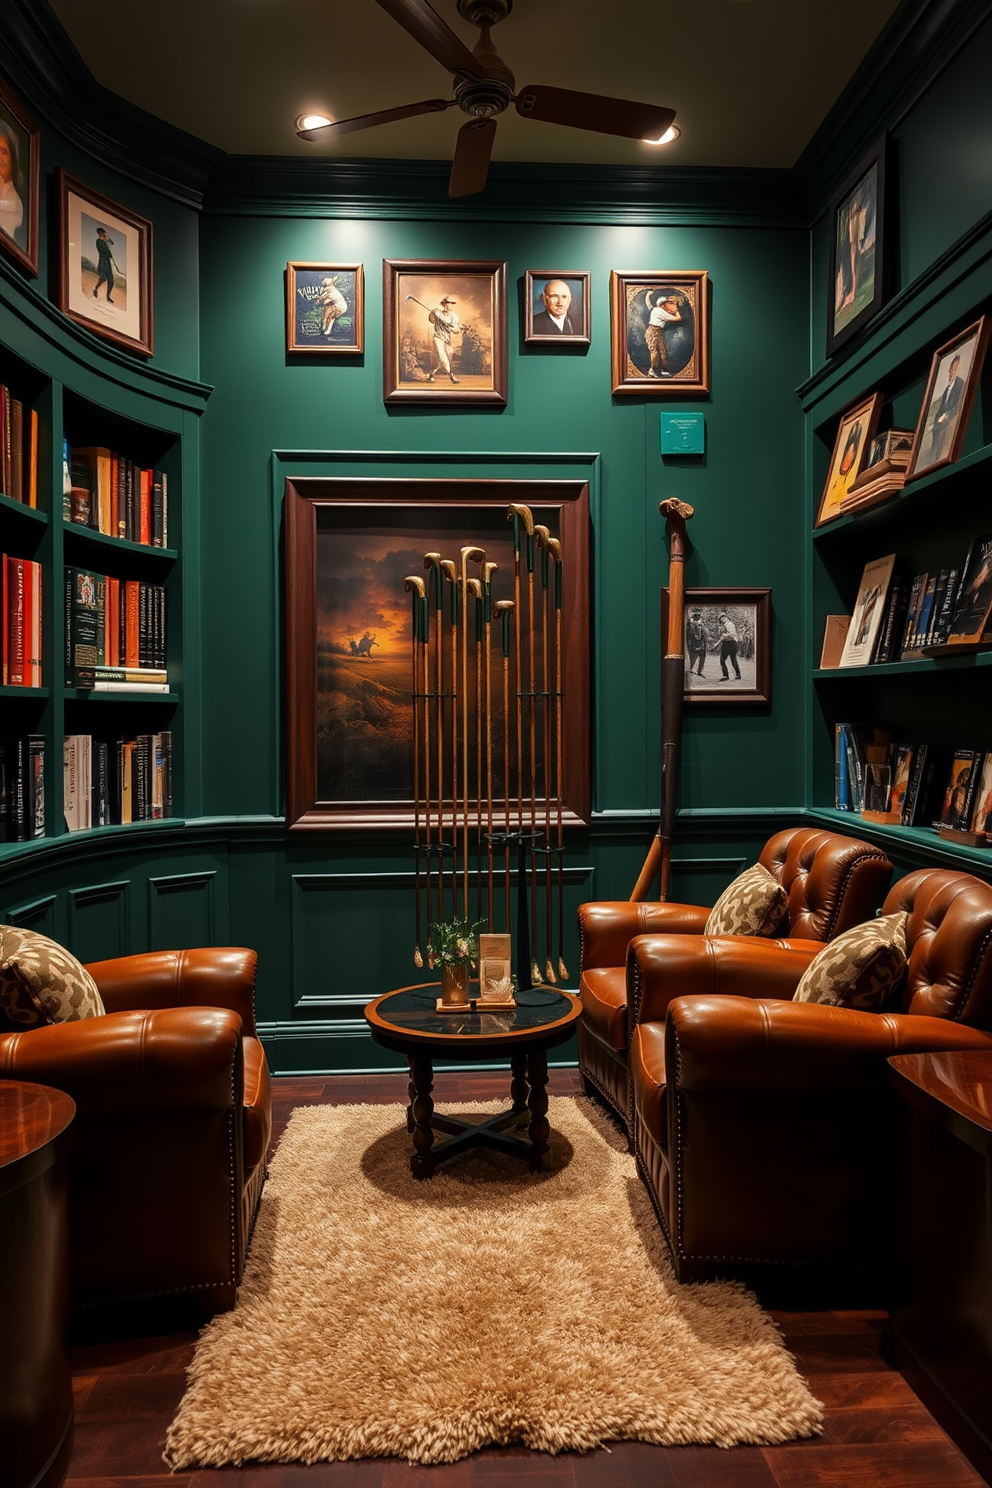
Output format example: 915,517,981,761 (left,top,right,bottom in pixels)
661,412,705,455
